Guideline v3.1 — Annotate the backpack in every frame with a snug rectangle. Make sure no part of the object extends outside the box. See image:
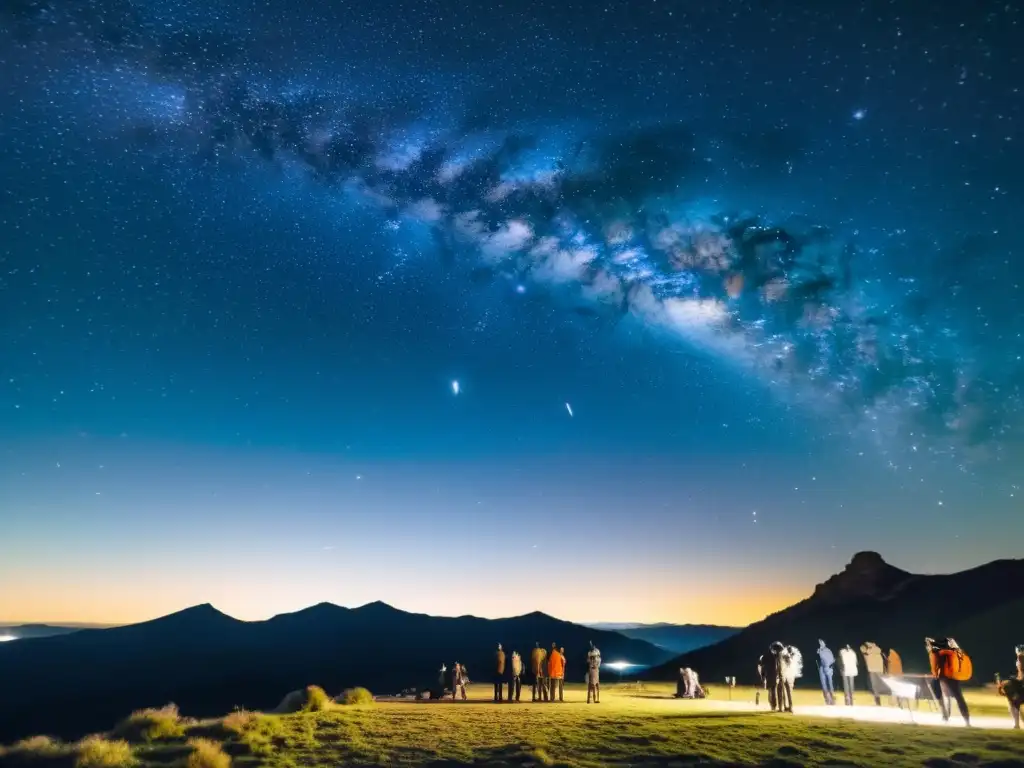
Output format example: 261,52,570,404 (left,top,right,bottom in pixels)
948,650,973,682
